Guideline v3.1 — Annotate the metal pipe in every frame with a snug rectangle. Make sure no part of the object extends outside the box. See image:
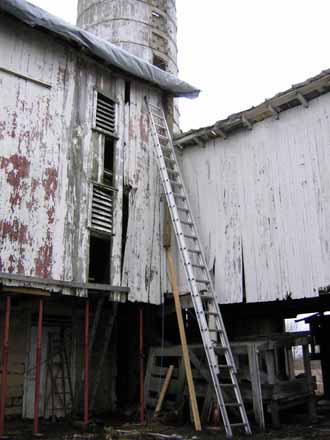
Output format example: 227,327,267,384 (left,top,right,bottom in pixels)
0,296,11,437
84,301,90,428
139,305,145,424
33,299,44,435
